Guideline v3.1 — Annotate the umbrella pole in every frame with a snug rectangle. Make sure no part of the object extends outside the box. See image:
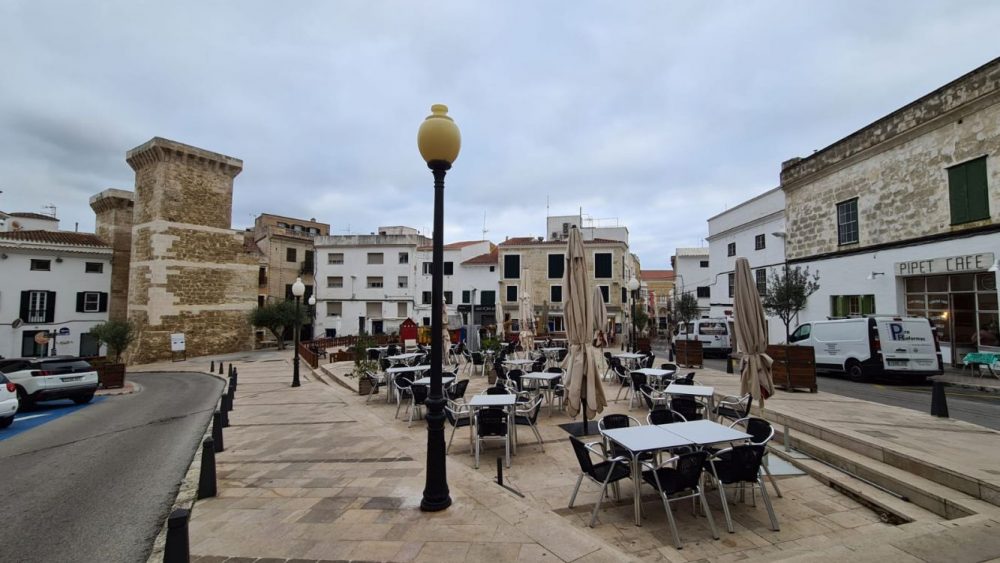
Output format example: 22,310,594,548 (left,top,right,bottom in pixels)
582,398,588,434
